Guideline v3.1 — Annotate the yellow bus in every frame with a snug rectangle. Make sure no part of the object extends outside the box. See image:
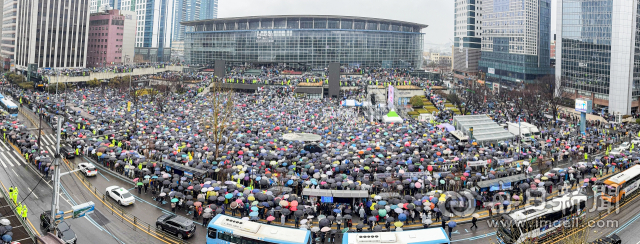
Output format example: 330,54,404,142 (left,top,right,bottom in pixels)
601,165,640,203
